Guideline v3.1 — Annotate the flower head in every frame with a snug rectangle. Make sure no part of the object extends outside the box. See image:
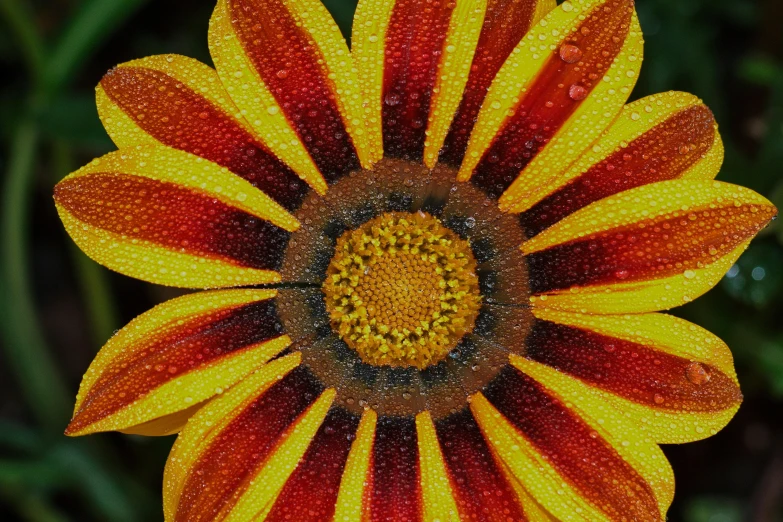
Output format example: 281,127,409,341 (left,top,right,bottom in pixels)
55,0,777,520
